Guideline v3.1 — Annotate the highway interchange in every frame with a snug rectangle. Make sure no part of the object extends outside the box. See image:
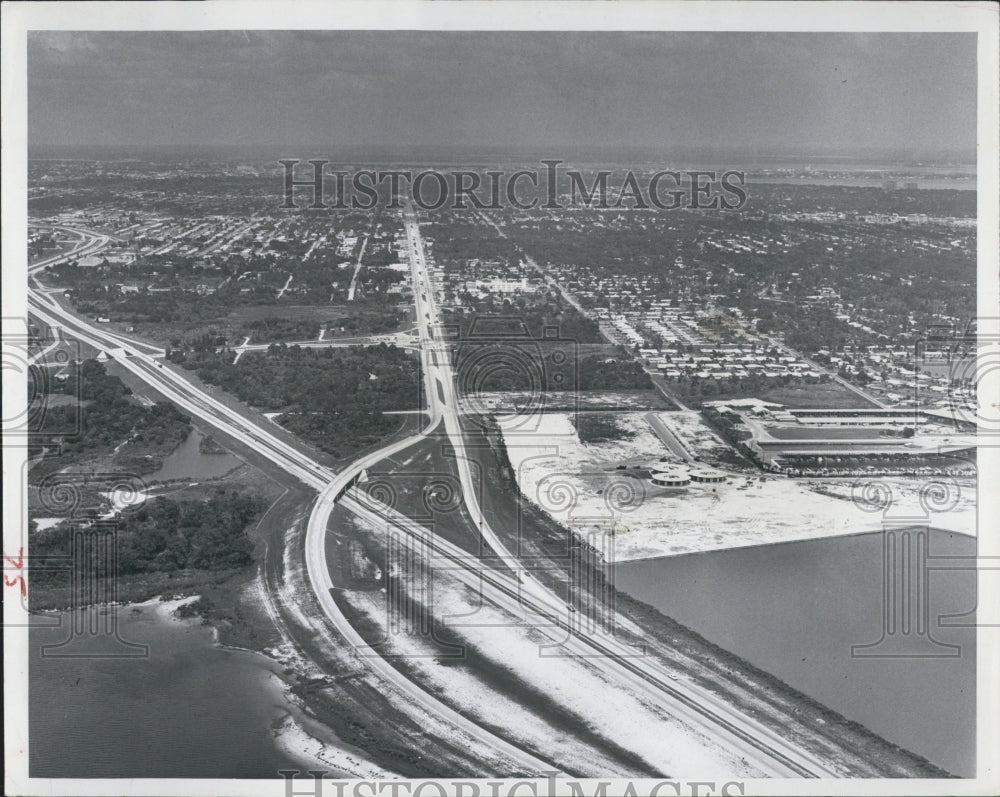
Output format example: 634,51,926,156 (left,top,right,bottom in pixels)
24,215,849,778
